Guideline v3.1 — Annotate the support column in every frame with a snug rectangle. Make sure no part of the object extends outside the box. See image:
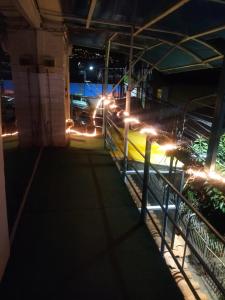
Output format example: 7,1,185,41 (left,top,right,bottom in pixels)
7,28,71,147
123,26,134,175
0,98,10,280
102,39,111,137
64,45,72,120
205,57,225,171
